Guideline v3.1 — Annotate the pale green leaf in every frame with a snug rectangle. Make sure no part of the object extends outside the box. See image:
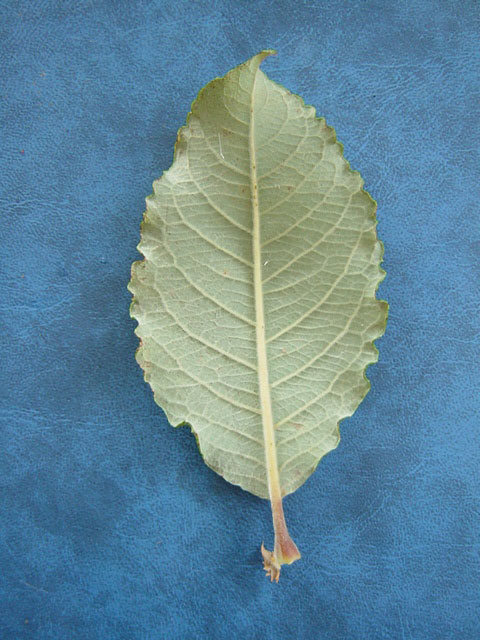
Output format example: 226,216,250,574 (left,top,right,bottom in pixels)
129,51,387,579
